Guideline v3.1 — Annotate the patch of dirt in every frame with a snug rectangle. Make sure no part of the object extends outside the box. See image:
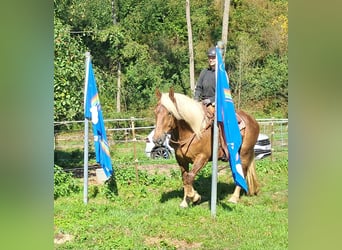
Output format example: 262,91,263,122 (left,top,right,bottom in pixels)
139,163,229,176
76,164,180,185
78,163,230,186
54,232,73,244
138,164,179,176
144,236,202,249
